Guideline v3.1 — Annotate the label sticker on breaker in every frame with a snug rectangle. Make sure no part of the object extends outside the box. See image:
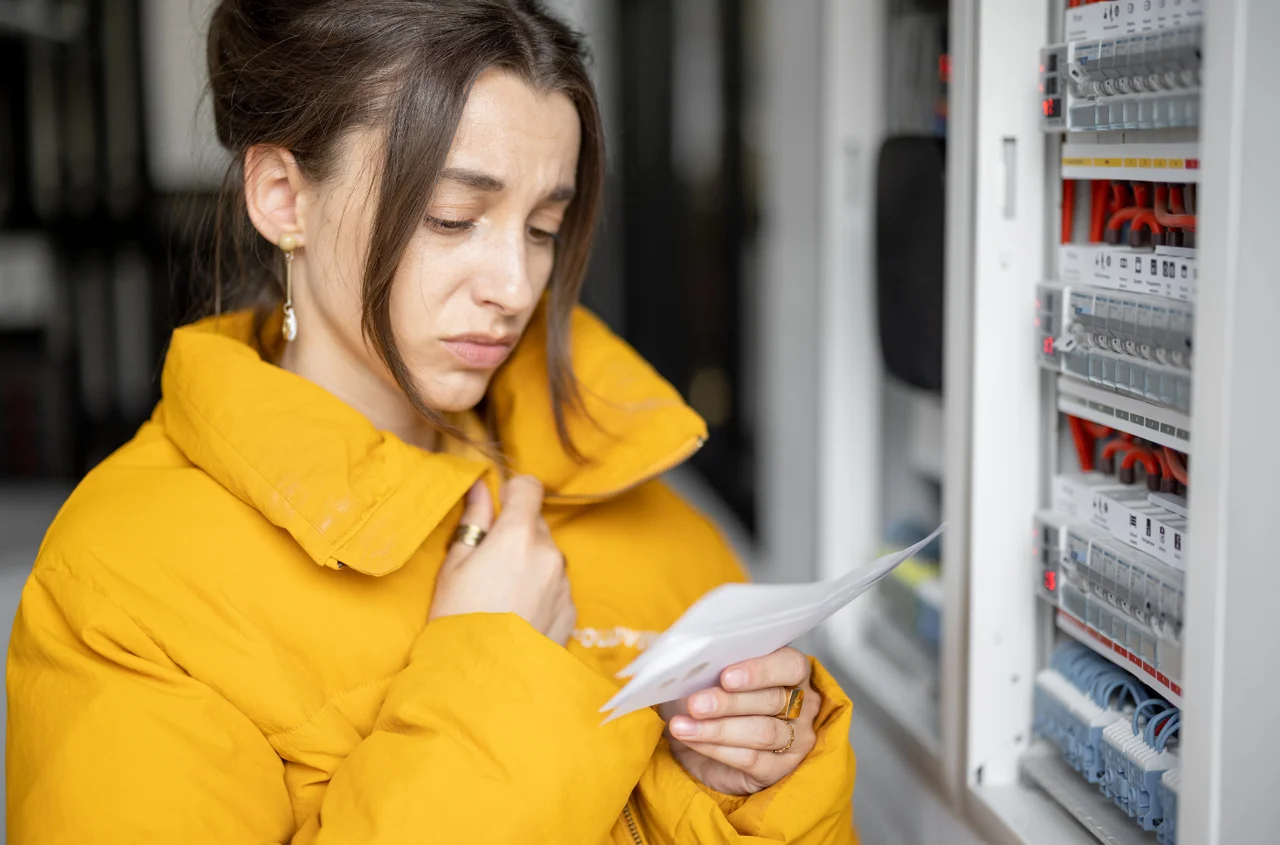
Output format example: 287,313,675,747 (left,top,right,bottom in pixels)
1066,0,1204,42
